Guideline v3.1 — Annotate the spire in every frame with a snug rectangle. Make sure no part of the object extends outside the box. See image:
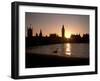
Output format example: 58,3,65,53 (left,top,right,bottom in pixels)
36,33,38,37
62,25,64,28
62,25,65,39
39,29,42,37
27,24,33,37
